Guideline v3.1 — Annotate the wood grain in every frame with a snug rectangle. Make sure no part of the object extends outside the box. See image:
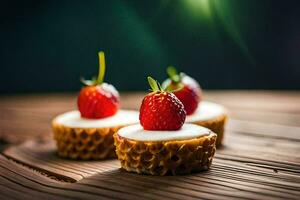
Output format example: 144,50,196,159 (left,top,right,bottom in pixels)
0,91,300,200
1,91,299,144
